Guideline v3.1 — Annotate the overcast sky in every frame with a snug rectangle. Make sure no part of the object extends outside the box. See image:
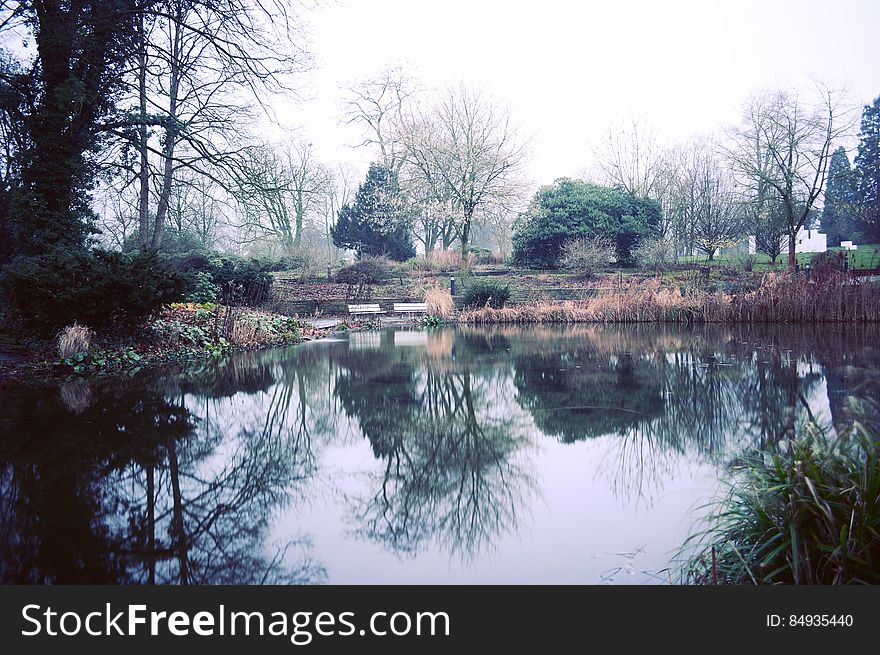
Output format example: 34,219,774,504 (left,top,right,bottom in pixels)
277,0,880,189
